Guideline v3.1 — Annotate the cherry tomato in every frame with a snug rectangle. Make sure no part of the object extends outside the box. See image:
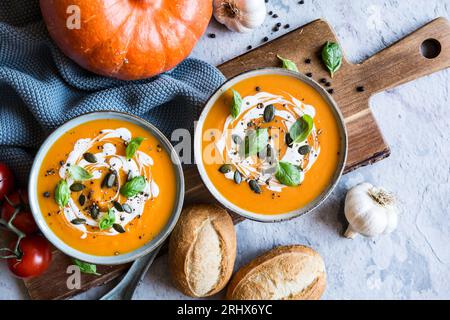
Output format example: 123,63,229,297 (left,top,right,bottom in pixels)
0,162,14,201
1,190,38,235
7,235,52,278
